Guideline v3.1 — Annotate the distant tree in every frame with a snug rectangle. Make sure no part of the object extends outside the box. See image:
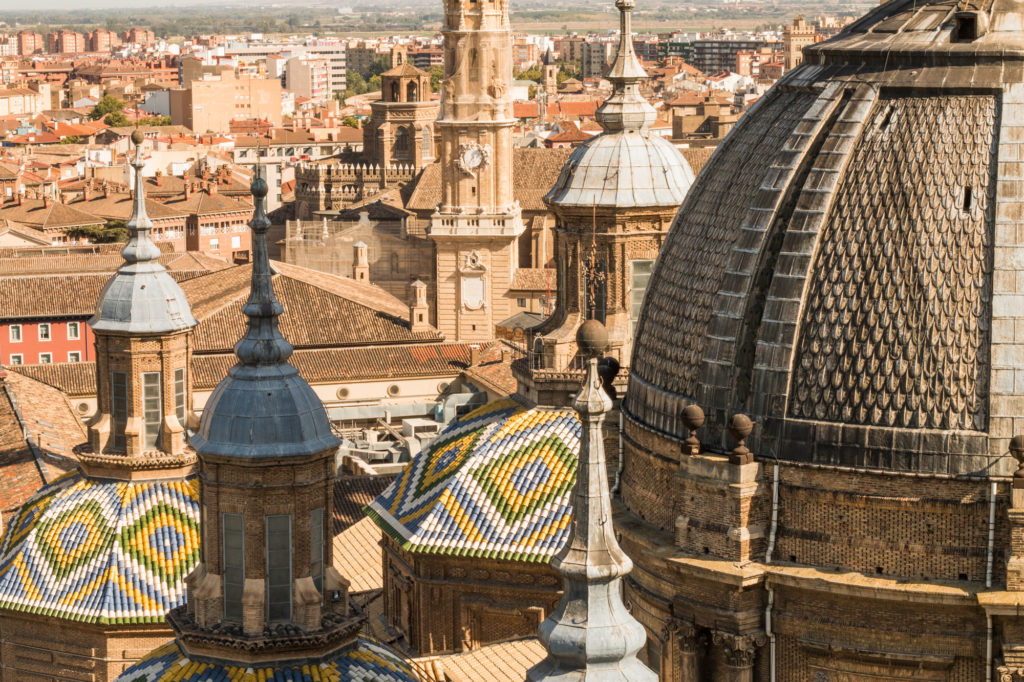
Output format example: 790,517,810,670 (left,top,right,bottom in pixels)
515,64,542,82
528,84,538,100
367,74,381,93
366,54,391,78
66,220,128,244
138,115,172,126
428,65,443,93
104,111,130,127
342,116,359,128
59,135,82,145
88,94,125,121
